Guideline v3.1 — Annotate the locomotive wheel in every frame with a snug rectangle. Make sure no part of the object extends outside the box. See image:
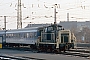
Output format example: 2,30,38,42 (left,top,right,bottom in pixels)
65,45,68,50
63,45,68,52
